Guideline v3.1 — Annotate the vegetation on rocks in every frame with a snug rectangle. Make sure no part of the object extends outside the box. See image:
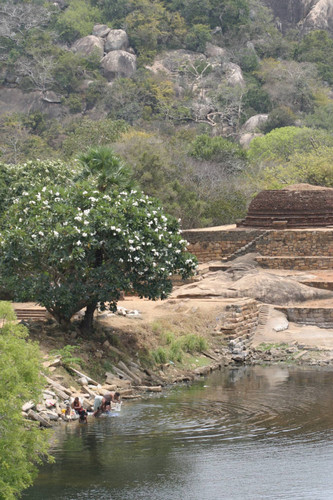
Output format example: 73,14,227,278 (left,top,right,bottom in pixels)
1,0,333,226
